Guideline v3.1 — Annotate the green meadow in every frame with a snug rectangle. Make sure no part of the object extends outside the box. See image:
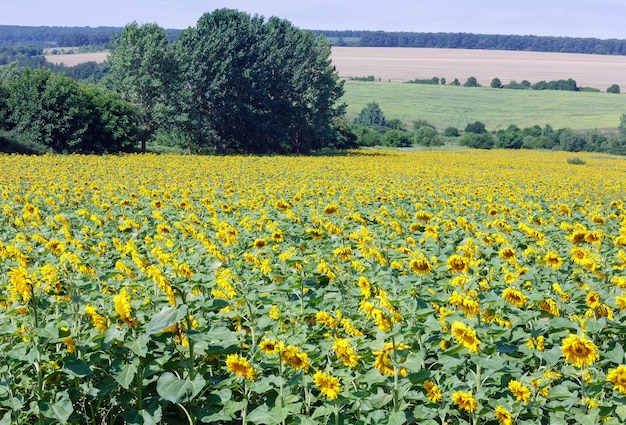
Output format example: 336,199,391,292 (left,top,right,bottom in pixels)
341,80,626,131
